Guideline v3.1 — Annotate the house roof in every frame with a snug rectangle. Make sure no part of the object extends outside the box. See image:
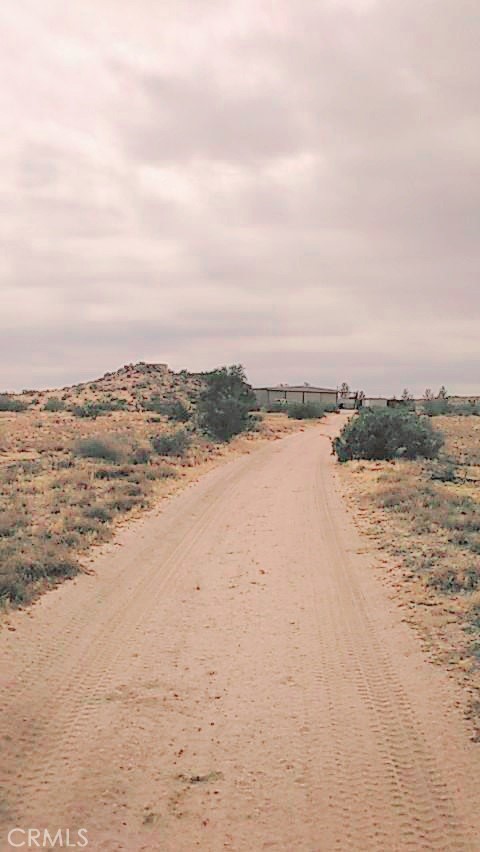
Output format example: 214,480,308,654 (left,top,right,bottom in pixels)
255,385,338,394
